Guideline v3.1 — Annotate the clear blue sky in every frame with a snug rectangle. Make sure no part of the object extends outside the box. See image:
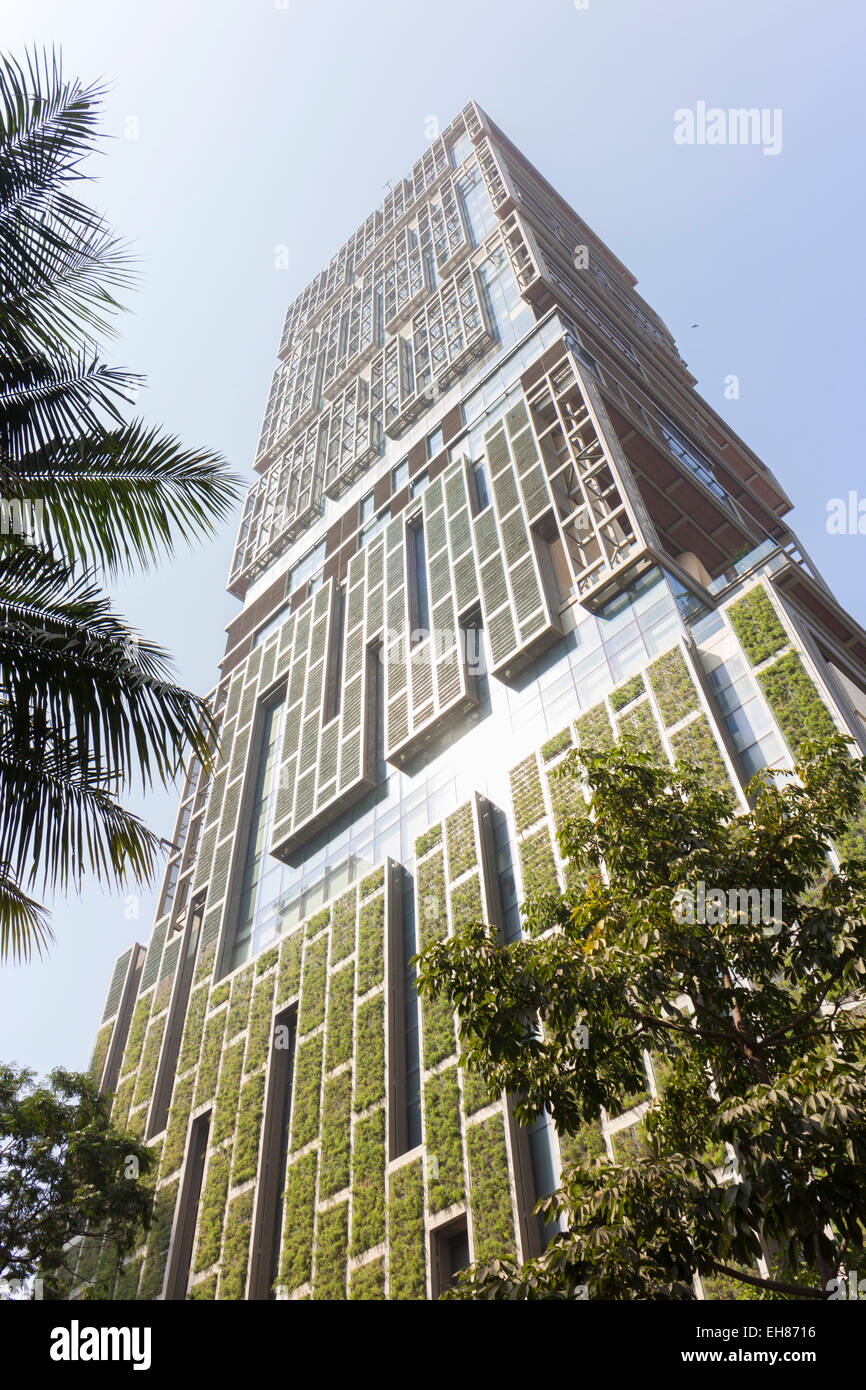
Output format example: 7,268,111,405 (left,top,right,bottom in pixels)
2,0,864,1079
